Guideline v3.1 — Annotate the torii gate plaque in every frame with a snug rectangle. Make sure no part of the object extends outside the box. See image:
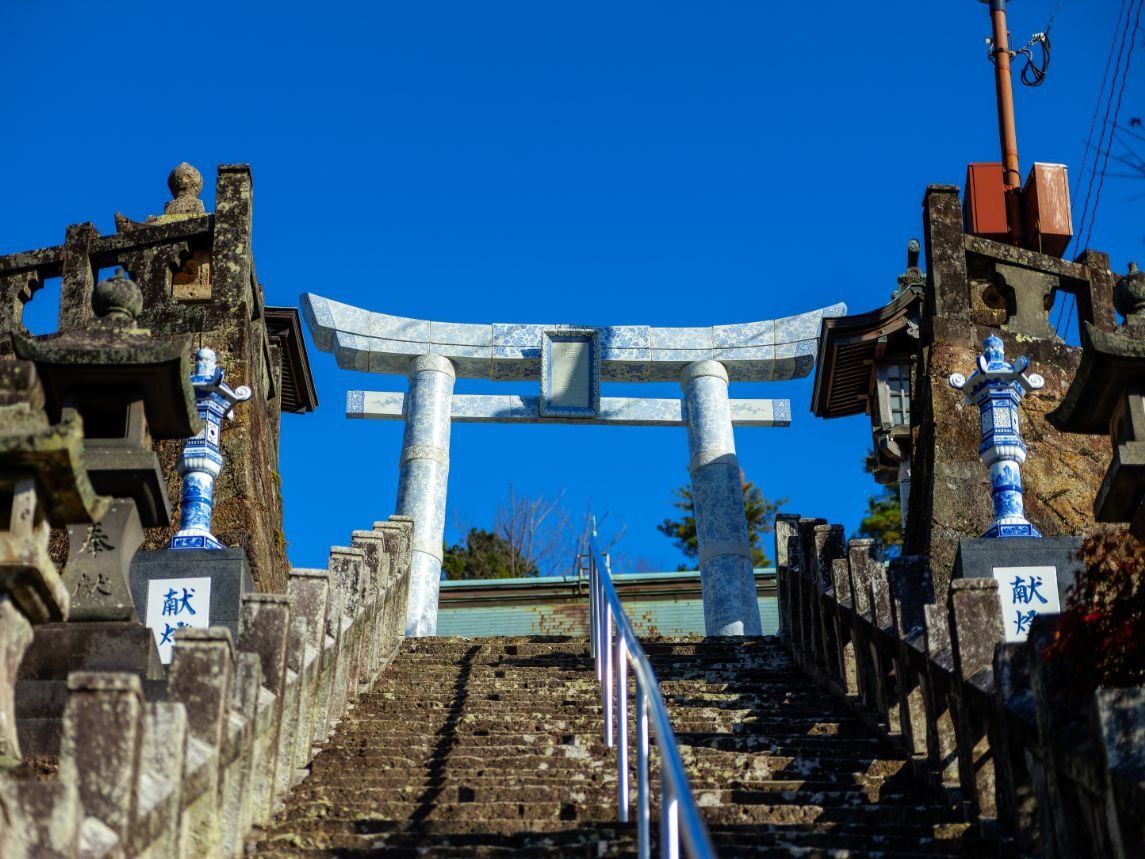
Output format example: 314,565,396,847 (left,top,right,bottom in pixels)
303,293,846,637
